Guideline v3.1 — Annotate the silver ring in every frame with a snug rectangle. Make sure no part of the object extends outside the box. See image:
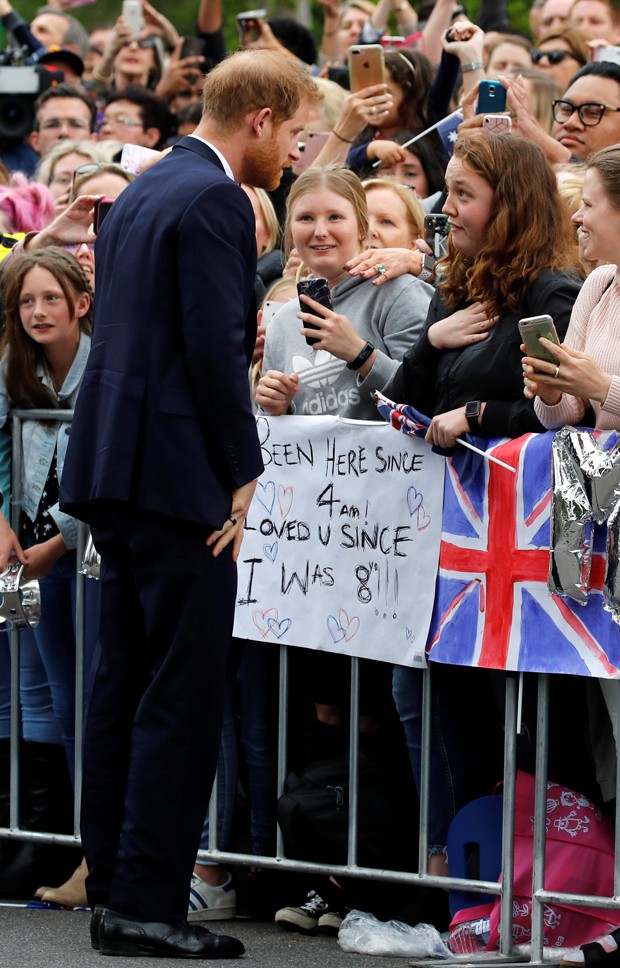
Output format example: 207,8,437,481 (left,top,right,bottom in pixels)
371,106,377,115
553,365,560,379
376,263,386,275
229,516,237,526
